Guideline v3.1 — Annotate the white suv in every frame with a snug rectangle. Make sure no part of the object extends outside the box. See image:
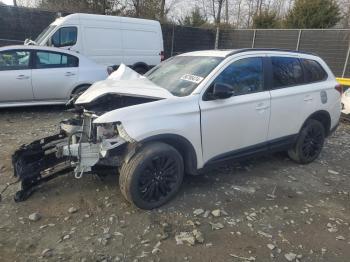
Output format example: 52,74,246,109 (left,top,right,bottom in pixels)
13,49,341,209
